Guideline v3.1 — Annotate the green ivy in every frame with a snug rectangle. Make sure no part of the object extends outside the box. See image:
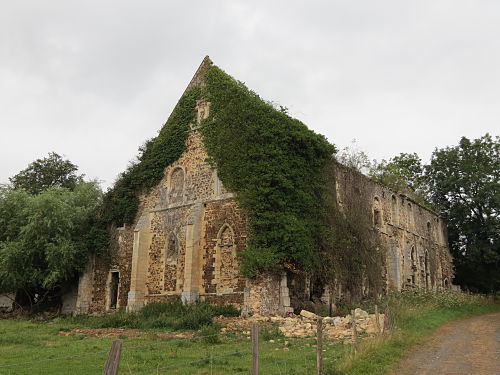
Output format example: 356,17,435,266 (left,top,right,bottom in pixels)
102,86,202,225
98,64,382,287
201,66,336,276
